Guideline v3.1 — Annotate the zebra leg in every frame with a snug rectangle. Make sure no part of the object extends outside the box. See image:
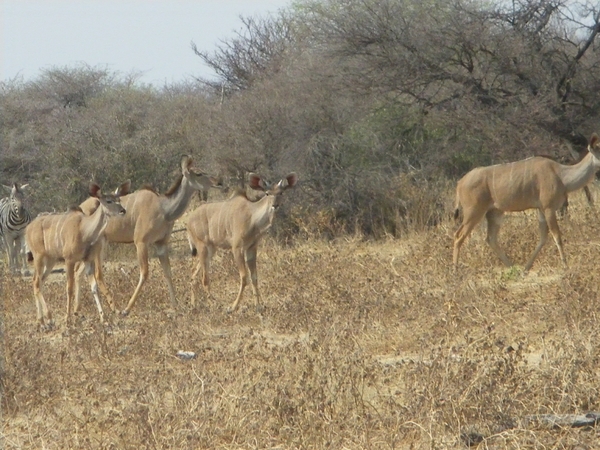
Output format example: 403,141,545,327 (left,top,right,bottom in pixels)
6,236,19,274
0,235,9,271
